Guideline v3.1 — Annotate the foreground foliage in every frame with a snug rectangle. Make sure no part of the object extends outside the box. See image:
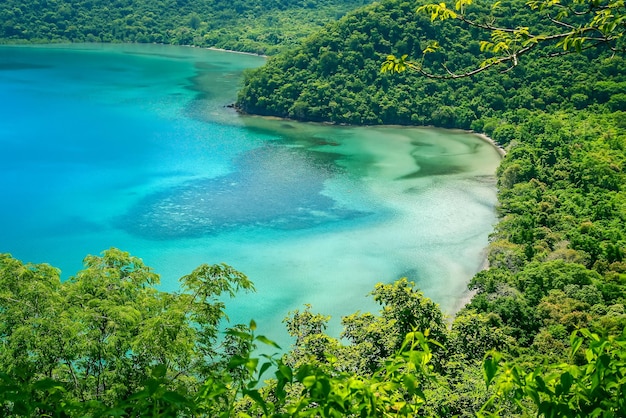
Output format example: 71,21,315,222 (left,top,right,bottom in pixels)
483,328,626,417
0,248,255,415
0,251,624,417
